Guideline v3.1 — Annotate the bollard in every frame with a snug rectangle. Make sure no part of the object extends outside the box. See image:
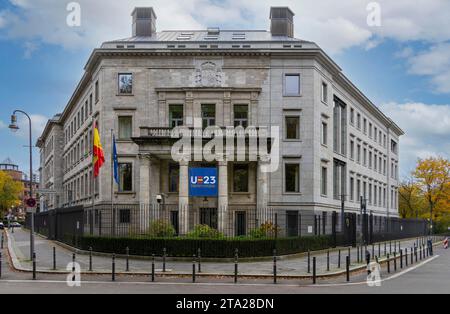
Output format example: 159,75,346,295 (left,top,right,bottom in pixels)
192,255,196,283
400,250,403,269
53,247,56,270
346,256,350,282
384,242,387,256
327,250,330,272
273,249,277,284
419,246,422,260
410,248,413,265
394,252,397,271
112,254,116,282
387,254,391,273
89,247,93,272
126,247,130,272
151,254,155,282
415,247,418,263
372,244,375,261
234,249,239,284
307,250,311,274
348,247,351,264
357,246,360,263
72,253,76,282
163,248,167,273
32,253,37,280
198,248,202,273
390,241,392,254
312,257,317,285
405,248,408,267
338,250,341,269
378,243,381,258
